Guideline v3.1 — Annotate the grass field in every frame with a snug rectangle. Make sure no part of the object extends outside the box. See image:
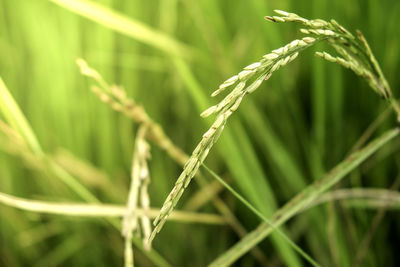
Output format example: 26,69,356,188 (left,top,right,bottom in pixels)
1,0,400,266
